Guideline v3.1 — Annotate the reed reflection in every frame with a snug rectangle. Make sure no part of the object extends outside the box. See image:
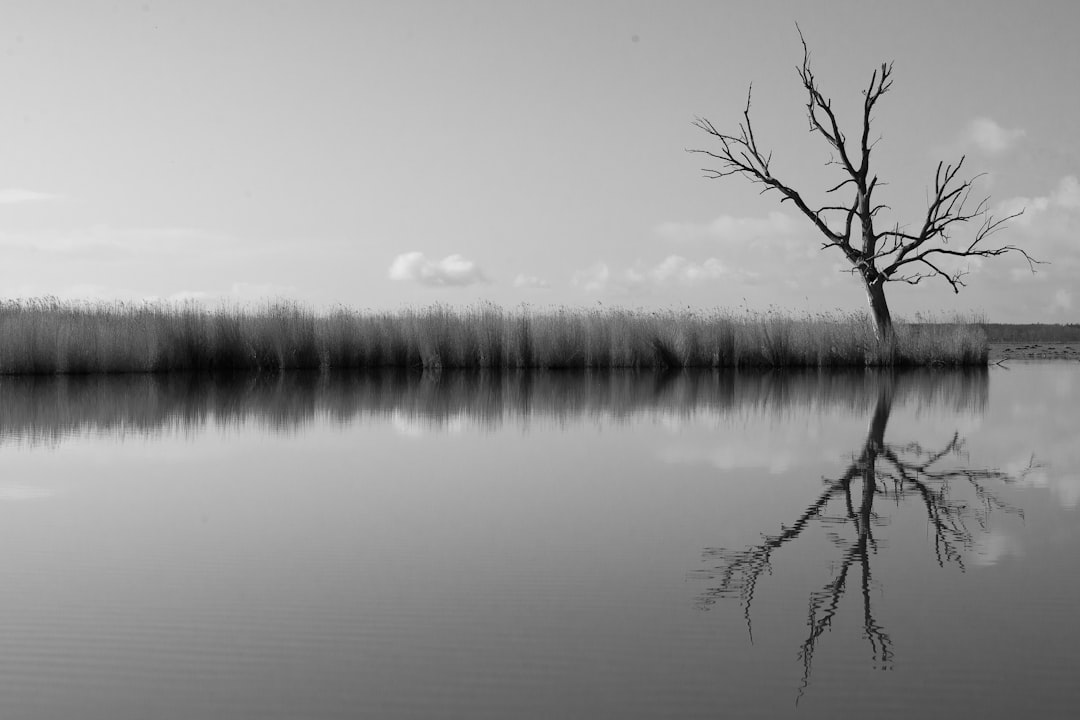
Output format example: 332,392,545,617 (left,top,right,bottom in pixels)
697,370,1032,700
0,368,989,444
